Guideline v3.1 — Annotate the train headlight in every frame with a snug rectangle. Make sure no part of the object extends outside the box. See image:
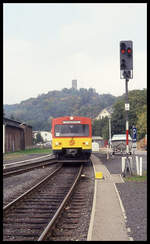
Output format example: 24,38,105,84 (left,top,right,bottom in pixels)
83,141,89,145
55,142,61,146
